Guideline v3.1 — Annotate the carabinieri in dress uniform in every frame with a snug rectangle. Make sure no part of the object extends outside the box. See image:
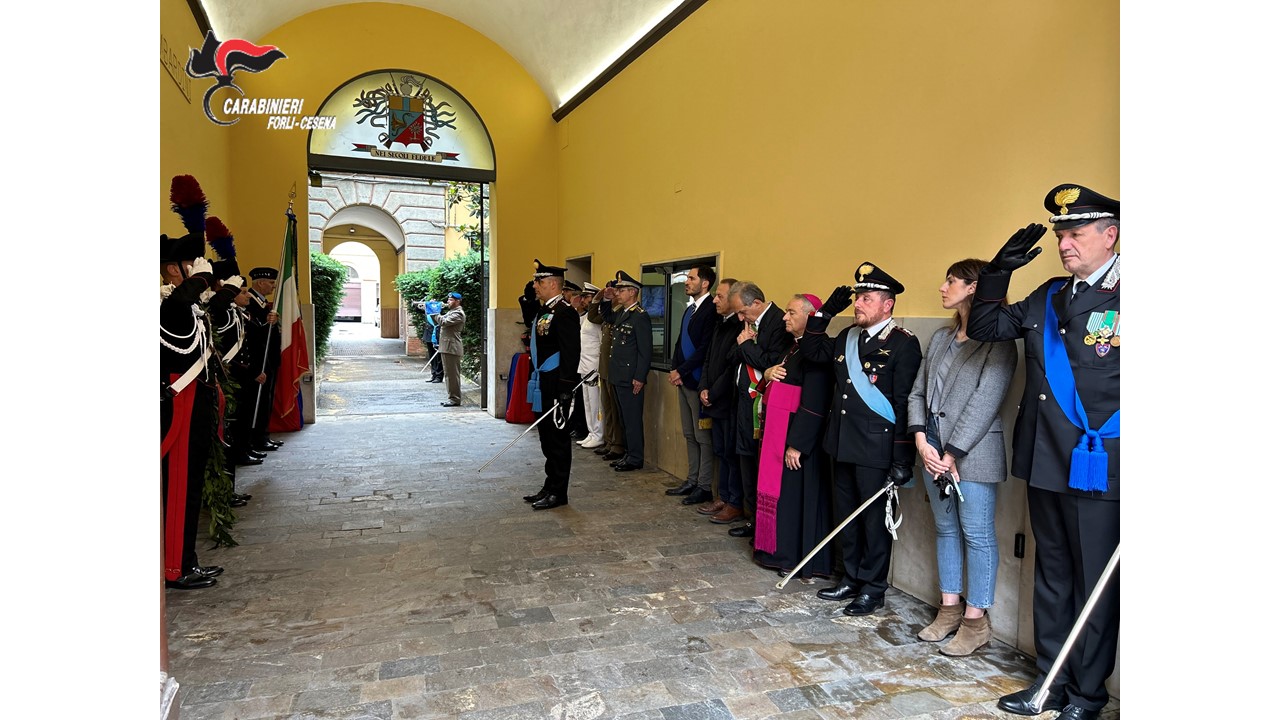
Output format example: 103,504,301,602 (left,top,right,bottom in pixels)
521,260,583,510
968,184,1120,720
160,175,222,590
801,262,922,616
